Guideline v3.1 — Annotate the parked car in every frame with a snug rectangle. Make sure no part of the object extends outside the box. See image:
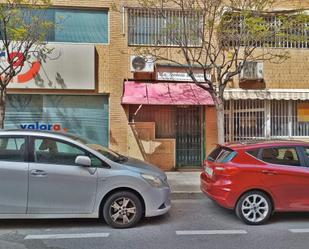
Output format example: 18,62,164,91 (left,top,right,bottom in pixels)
0,130,171,228
201,140,309,225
